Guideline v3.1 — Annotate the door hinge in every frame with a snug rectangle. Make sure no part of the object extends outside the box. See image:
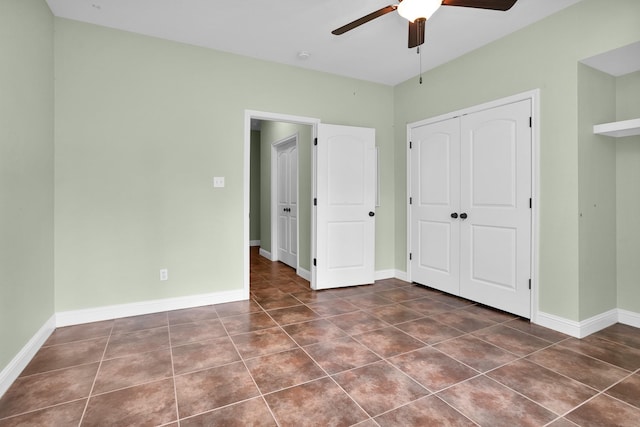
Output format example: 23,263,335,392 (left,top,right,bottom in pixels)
313,258,317,267
314,138,317,146
314,198,317,206
409,253,412,261
529,278,531,290
409,197,413,205
409,141,412,149
529,117,532,128
529,198,532,209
